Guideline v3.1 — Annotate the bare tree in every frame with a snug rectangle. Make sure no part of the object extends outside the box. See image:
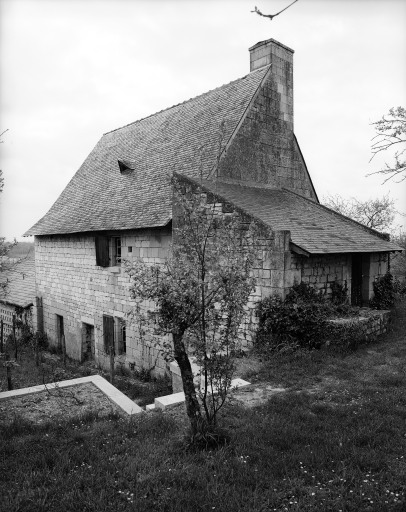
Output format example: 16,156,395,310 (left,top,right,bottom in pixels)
323,194,396,233
126,176,259,444
368,107,406,183
251,0,298,20
0,130,18,299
